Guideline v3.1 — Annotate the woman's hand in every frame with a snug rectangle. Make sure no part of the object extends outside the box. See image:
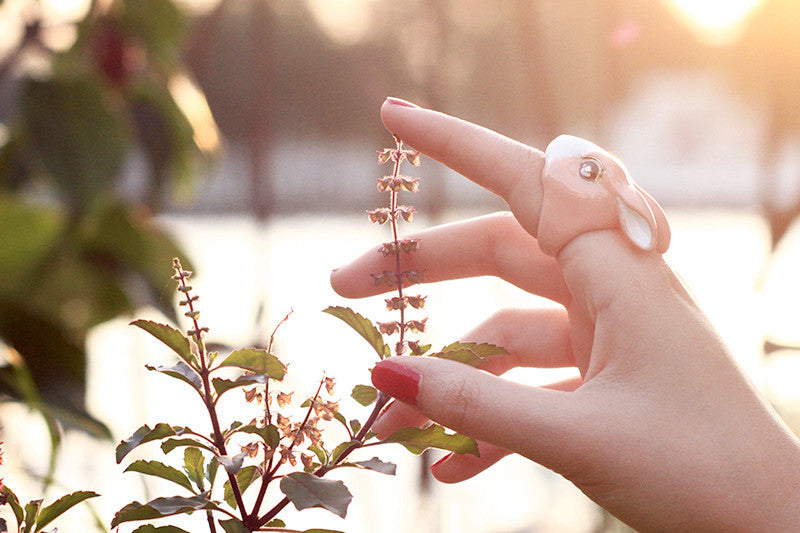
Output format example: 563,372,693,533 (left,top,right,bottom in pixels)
330,98,800,531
